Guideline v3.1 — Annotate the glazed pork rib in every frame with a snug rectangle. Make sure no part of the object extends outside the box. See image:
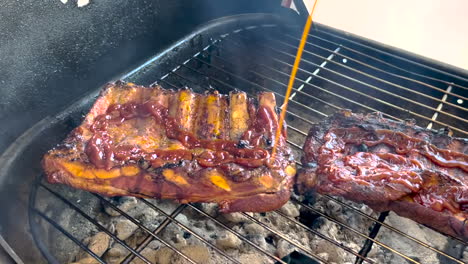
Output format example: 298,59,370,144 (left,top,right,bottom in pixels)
298,111,468,240
43,82,296,213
